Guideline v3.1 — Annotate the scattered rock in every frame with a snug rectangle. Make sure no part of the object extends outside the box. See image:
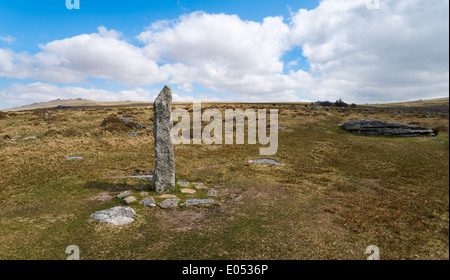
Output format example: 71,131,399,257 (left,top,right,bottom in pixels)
128,132,139,137
248,159,285,165
119,117,147,129
342,119,435,137
129,175,153,181
207,189,217,197
180,188,196,194
139,197,157,207
177,180,190,187
192,182,208,190
159,194,178,199
278,126,287,131
91,206,136,226
23,136,37,140
140,191,150,196
122,196,137,204
181,199,215,207
152,86,176,192
160,199,180,209
117,190,132,199
66,156,83,160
